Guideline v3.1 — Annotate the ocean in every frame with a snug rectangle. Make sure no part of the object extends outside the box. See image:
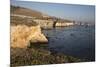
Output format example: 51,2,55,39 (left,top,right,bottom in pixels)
43,25,95,61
